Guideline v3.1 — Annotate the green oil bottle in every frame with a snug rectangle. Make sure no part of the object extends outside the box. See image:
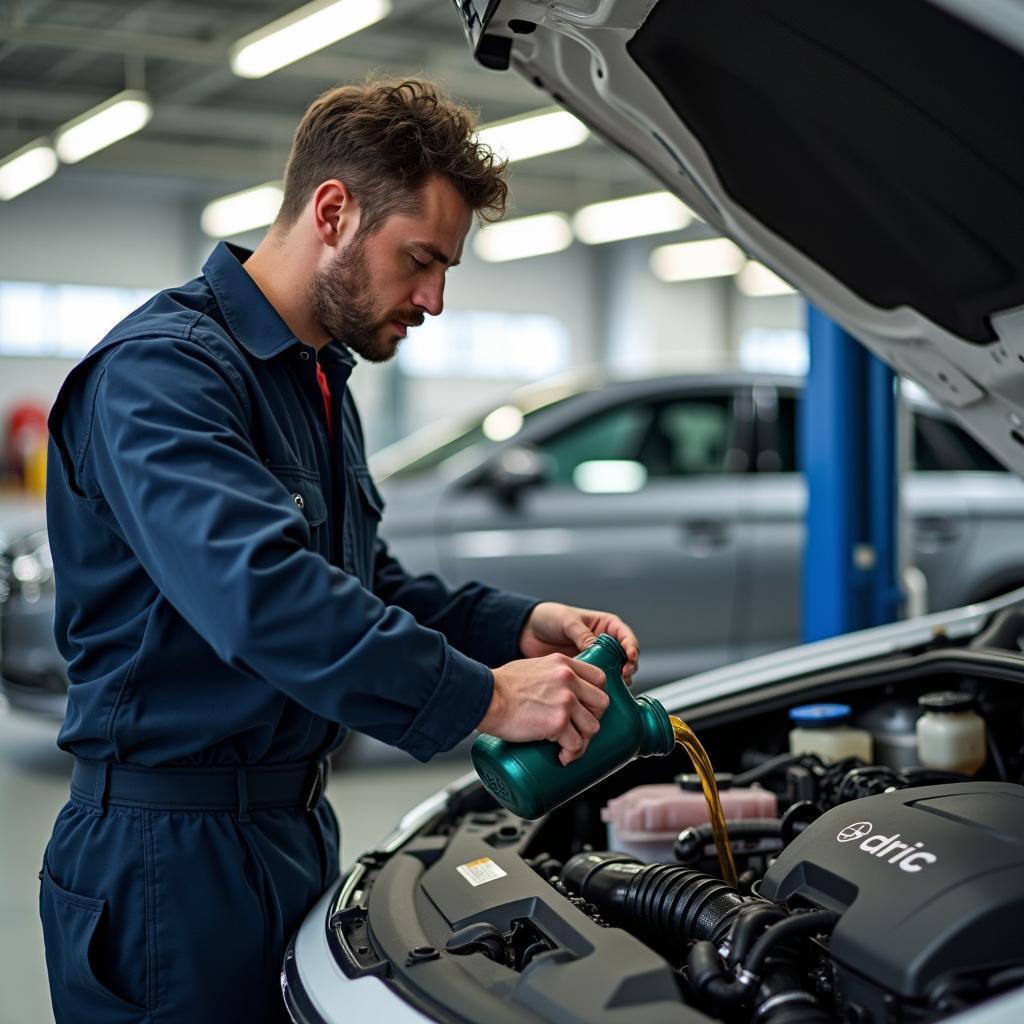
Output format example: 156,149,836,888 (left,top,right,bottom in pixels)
471,634,676,820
